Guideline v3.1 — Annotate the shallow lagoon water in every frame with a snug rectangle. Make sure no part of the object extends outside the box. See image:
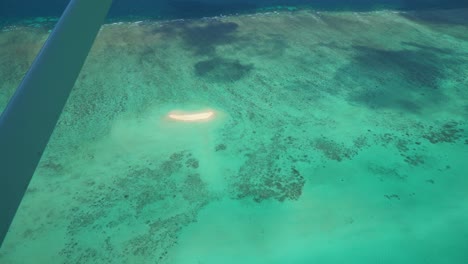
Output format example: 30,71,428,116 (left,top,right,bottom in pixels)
0,8,468,264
